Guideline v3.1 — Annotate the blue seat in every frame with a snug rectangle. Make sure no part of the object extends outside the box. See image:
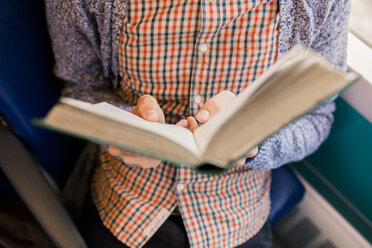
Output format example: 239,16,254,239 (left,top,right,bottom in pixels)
0,0,84,190
270,166,305,225
0,1,86,247
0,0,305,246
